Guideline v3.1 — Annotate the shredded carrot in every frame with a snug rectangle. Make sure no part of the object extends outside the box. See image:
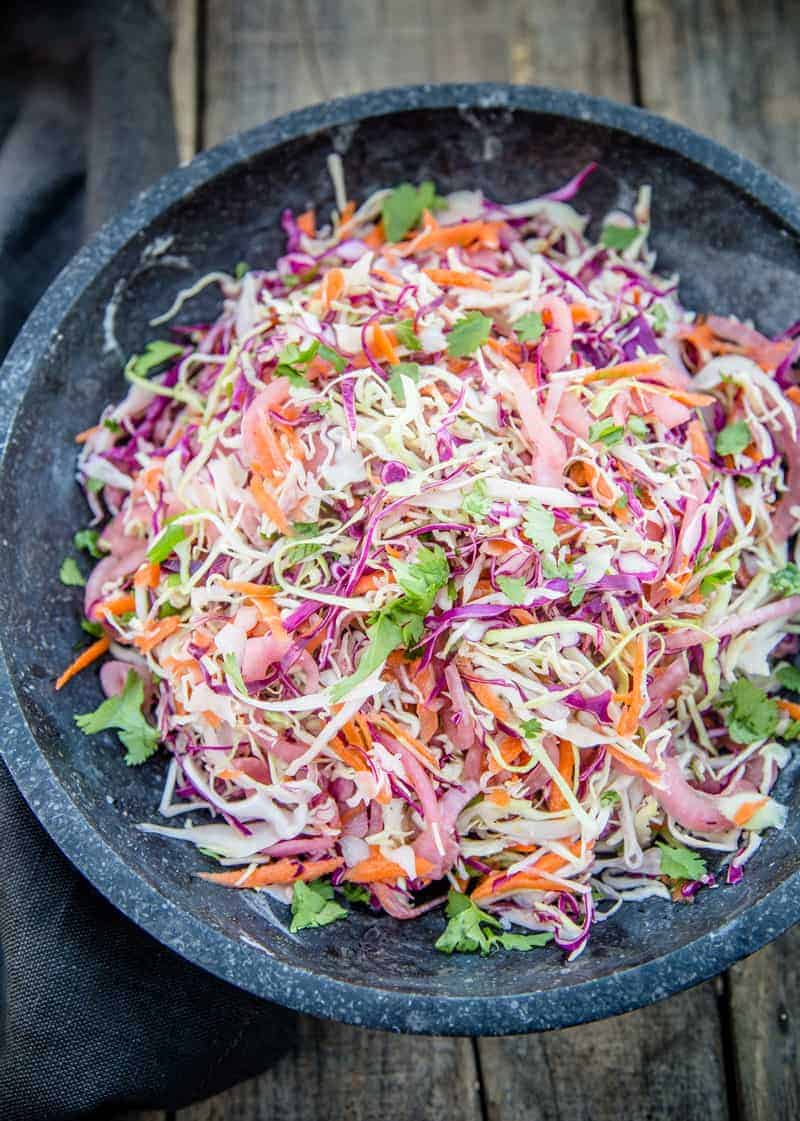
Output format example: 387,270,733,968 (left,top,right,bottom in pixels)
786,386,800,406
321,267,345,310
364,223,385,249
344,846,435,885
570,304,600,325
370,712,437,768
249,473,290,534
330,737,369,772
133,562,161,589
200,856,343,888
134,615,182,653
55,635,110,690
339,200,356,223
422,268,492,291
404,218,502,254
466,679,513,725
471,841,583,901
616,635,647,737
606,744,662,783
218,579,278,598
92,593,136,621
486,789,510,807
548,740,575,812
75,424,102,444
777,698,800,721
368,323,400,365
581,356,668,384
296,209,316,236
732,798,768,827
